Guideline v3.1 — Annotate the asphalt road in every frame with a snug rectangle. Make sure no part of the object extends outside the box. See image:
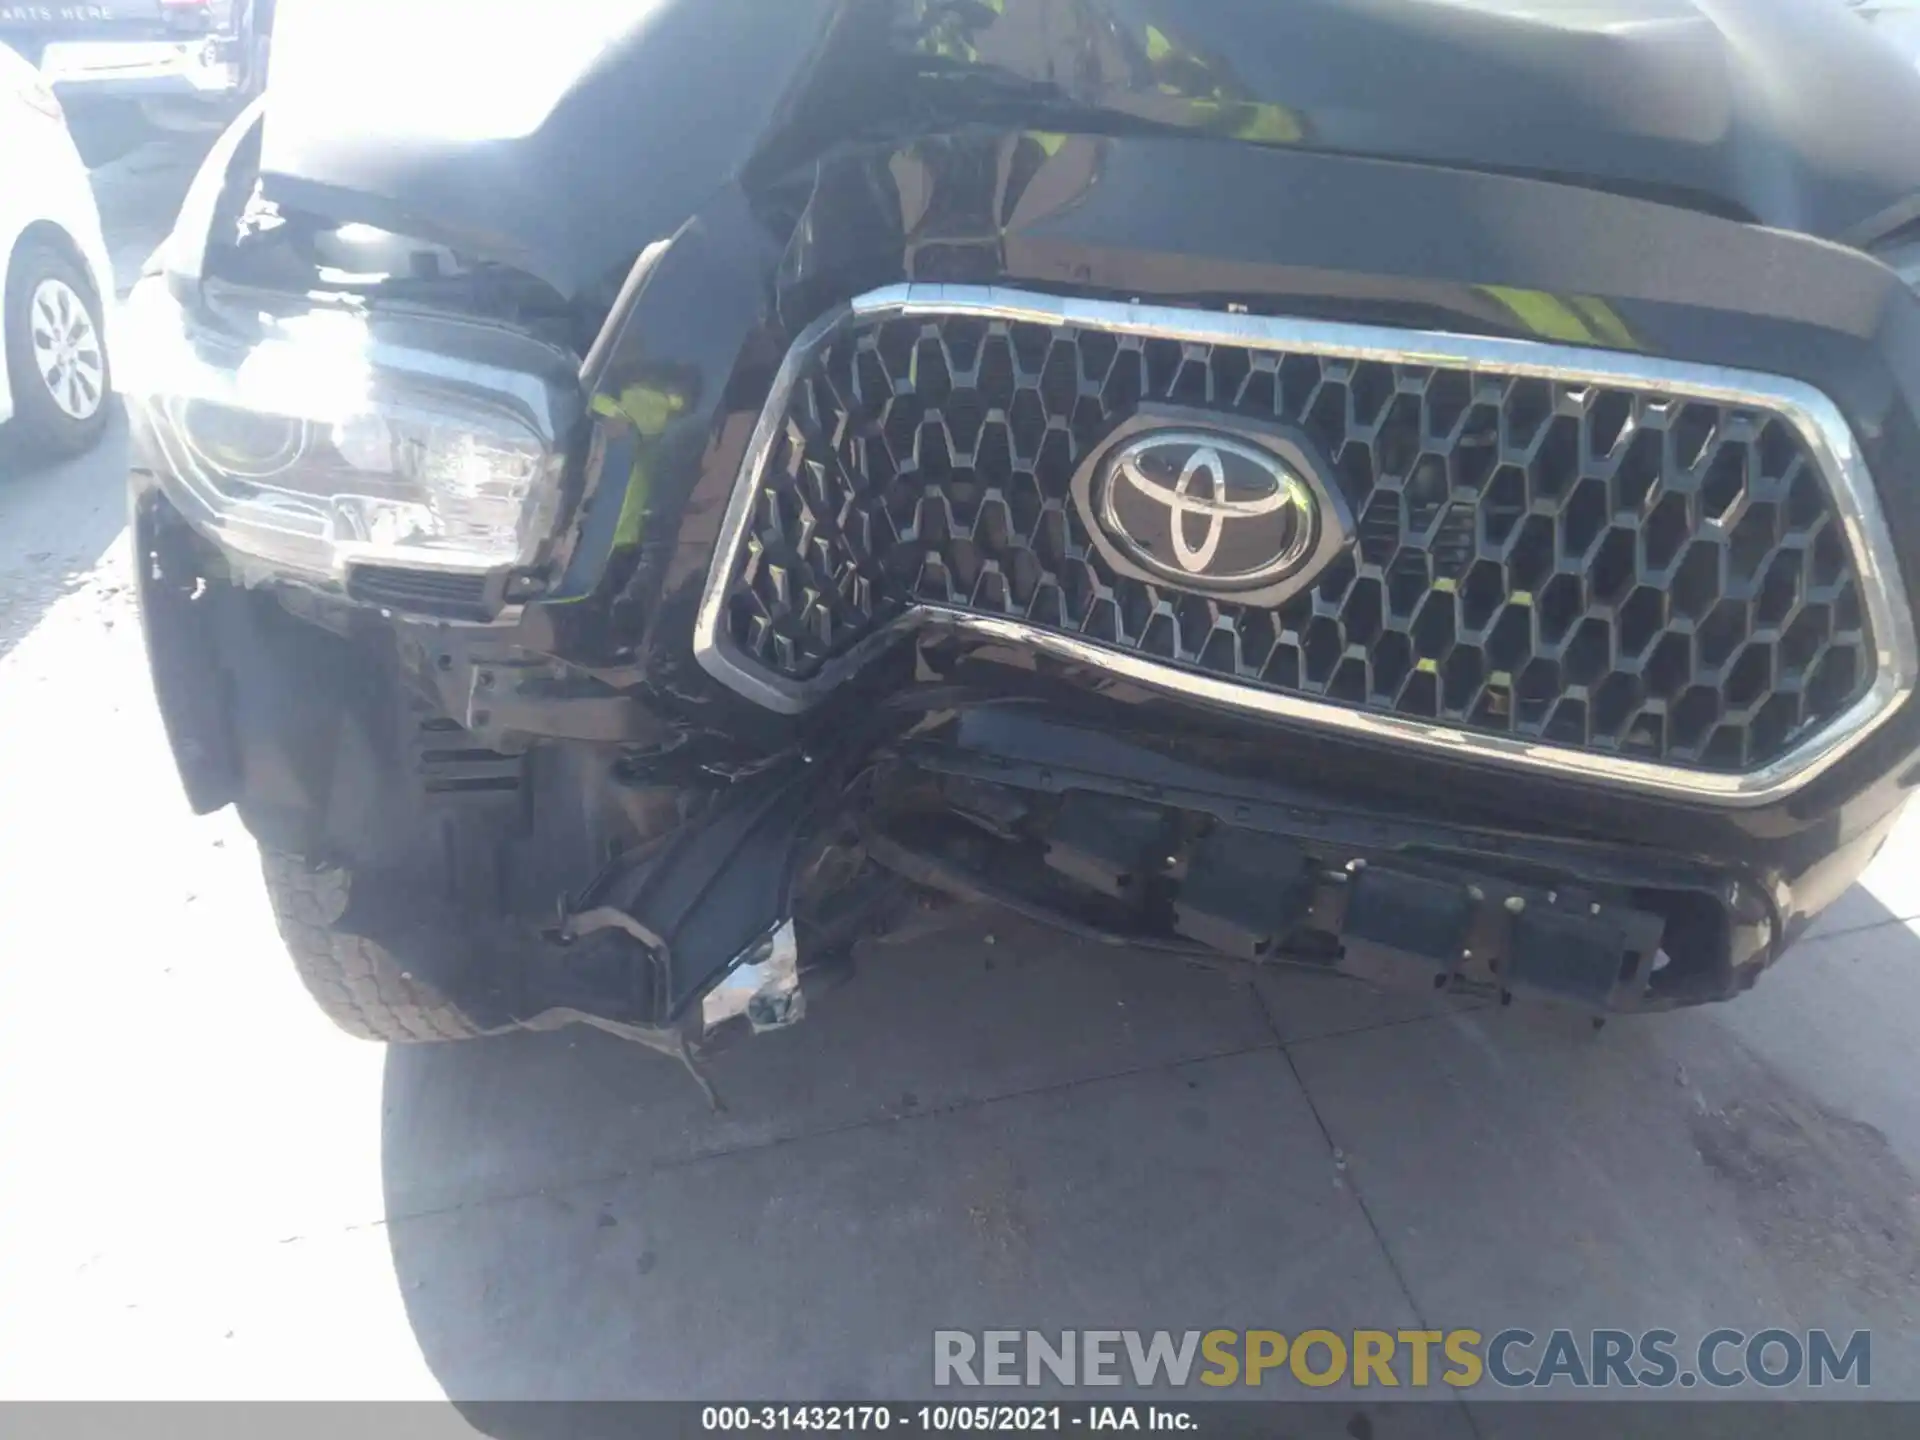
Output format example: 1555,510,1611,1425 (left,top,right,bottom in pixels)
0,139,1916,1428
